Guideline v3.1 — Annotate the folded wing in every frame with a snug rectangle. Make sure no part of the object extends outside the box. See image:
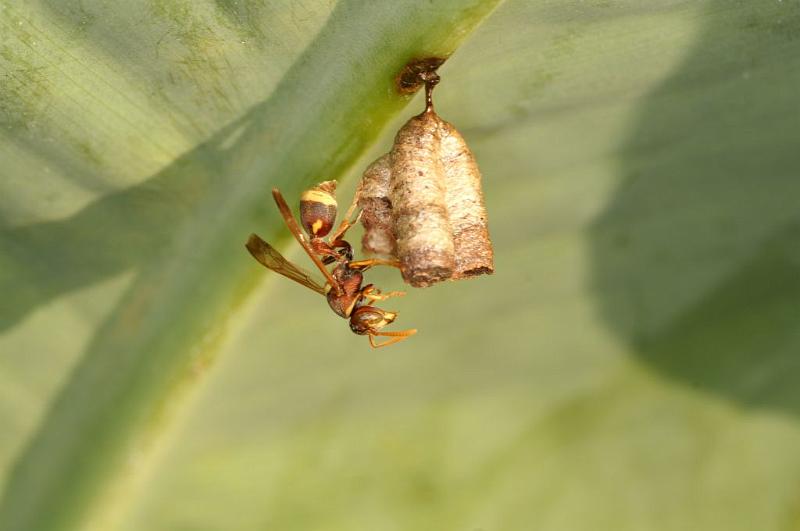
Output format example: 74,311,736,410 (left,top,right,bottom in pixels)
246,233,326,295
